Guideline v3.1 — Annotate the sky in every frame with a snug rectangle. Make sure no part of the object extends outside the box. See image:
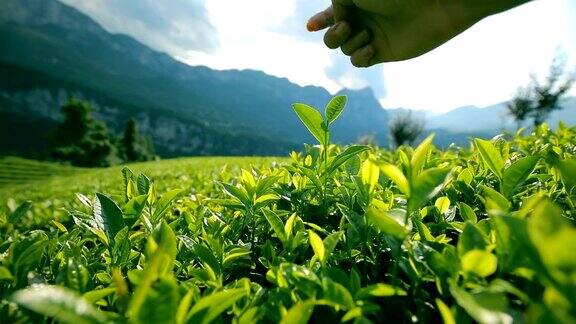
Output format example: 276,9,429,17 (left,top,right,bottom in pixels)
60,0,576,114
